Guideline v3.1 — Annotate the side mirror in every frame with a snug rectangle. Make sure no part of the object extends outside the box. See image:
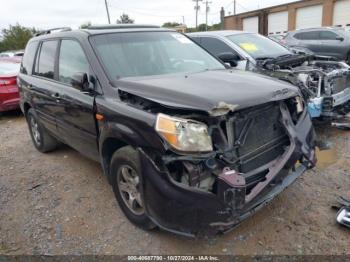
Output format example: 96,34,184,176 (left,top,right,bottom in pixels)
336,36,344,41
217,52,240,67
71,73,92,92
